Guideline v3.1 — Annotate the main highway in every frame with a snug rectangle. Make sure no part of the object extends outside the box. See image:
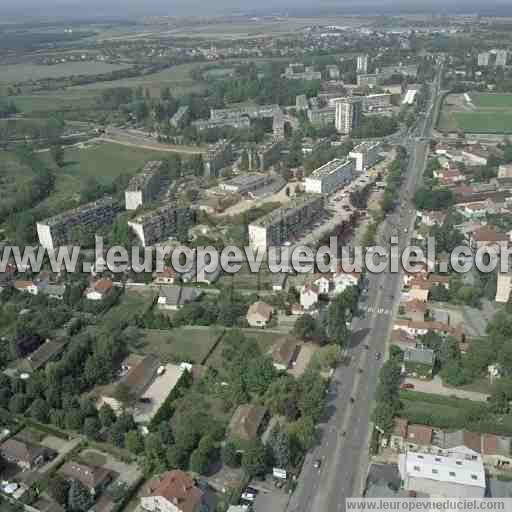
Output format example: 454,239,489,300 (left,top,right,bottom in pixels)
286,61,443,512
